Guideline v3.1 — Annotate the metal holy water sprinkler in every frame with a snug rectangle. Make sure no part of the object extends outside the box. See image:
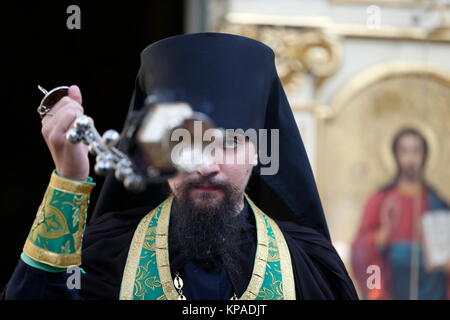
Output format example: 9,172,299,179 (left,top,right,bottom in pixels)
37,85,146,191
37,85,219,191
